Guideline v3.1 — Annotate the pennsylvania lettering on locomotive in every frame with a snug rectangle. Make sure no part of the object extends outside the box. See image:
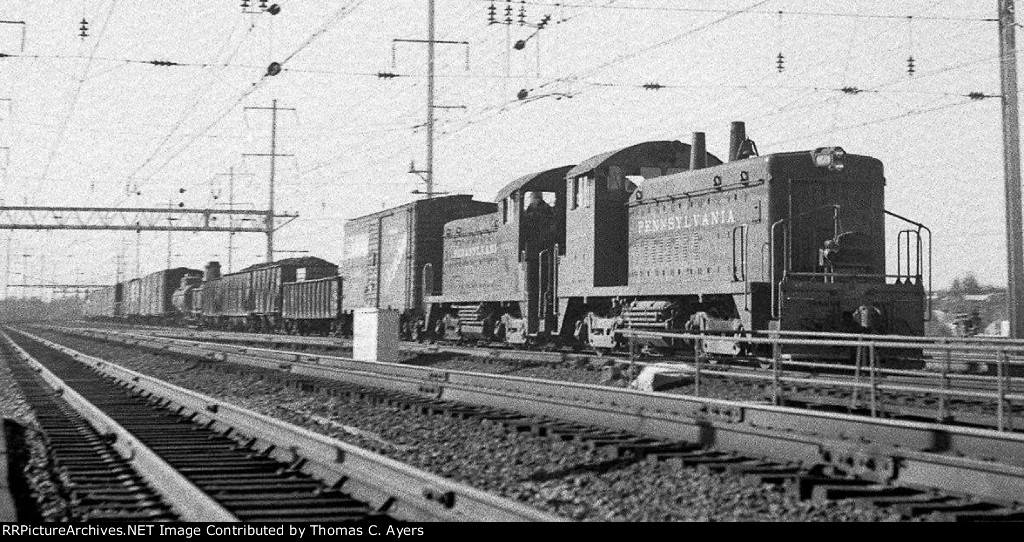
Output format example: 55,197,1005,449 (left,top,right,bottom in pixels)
636,208,737,235
452,243,498,259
